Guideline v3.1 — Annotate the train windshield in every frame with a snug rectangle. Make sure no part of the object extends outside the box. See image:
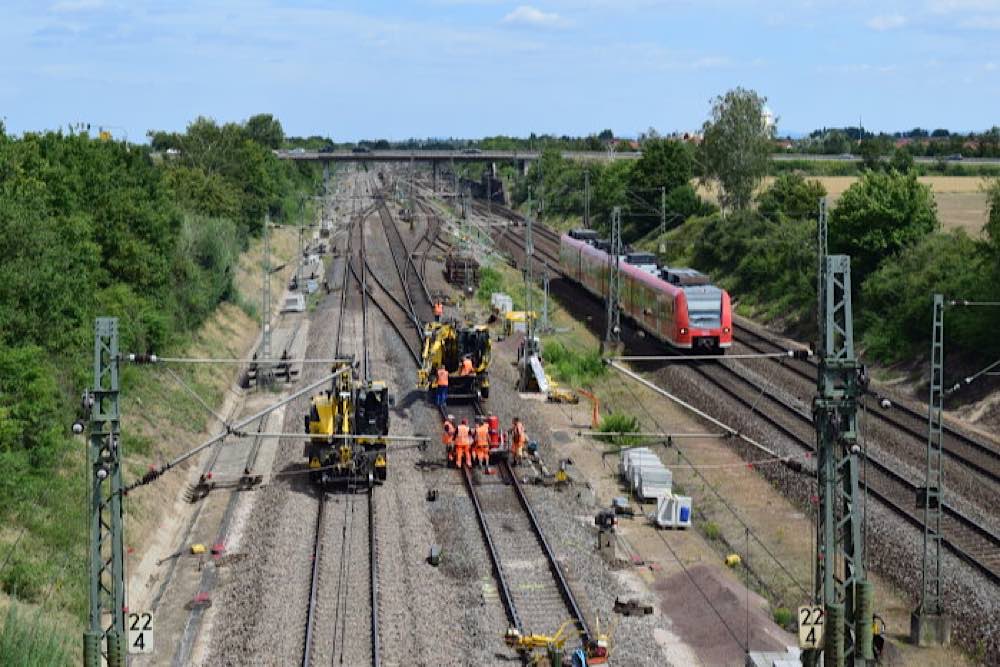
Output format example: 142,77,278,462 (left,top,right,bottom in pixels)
684,288,722,328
